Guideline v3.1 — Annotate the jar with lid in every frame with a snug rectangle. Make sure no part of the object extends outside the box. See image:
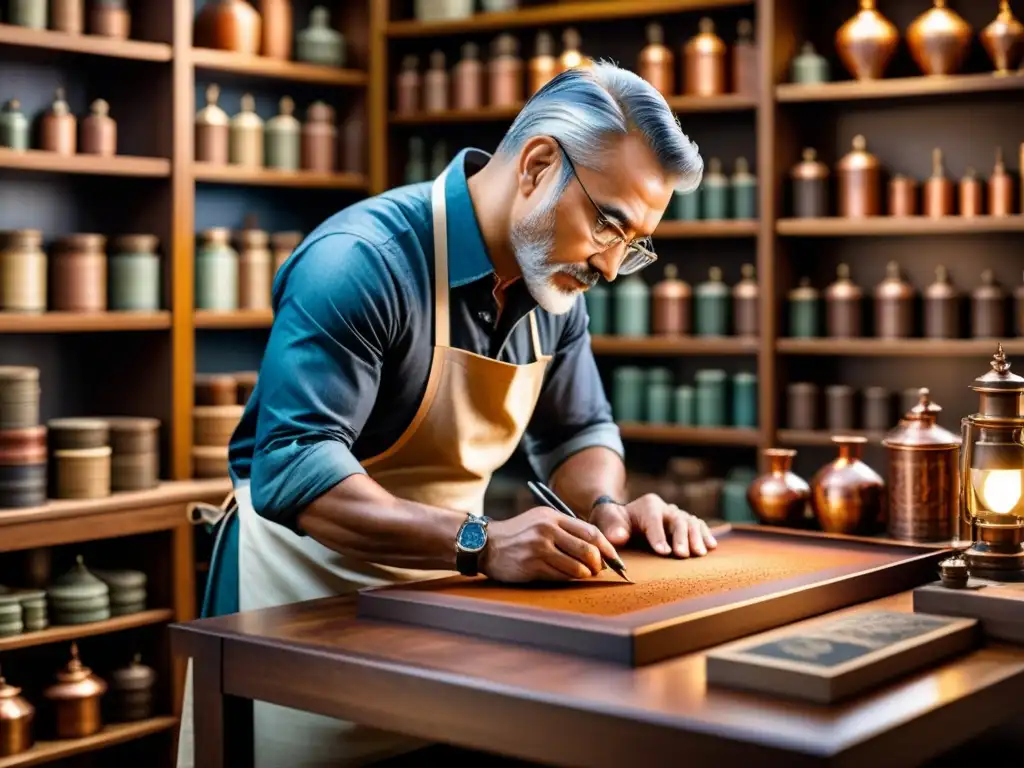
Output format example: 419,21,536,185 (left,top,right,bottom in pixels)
50,0,84,33
195,228,239,311
730,157,757,220
52,234,108,312
230,93,263,167
107,654,156,722
646,369,673,425
701,157,729,220
559,28,590,72
873,261,914,339
988,147,1014,216
970,269,1007,338
887,174,917,216
296,6,345,67
0,100,30,151
923,147,954,218
825,263,863,337
787,382,819,430
732,19,758,96
695,266,729,336
825,385,856,430
236,227,273,310
43,643,107,739
959,168,983,217
271,231,302,277
424,51,450,112
638,22,674,97
528,31,558,96
195,84,229,165
674,385,695,425
791,148,829,218
396,56,421,115
489,35,524,108
923,264,960,339
732,372,757,428
790,41,830,83
40,88,76,155
862,386,893,432
684,17,726,96
8,0,47,28
732,263,758,337
583,280,609,335
0,230,47,313
301,101,336,173
80,99,116,156
404,136,427,184
453,42,484,111
109,234,160,311
0,664,34,757
695,369,728,427
787,277,819,338
652,264,691,335
265,96,300,171
670,187,700,221
613,275,650,336
612,366,644,422
837,135,880,217
89,0,130,38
